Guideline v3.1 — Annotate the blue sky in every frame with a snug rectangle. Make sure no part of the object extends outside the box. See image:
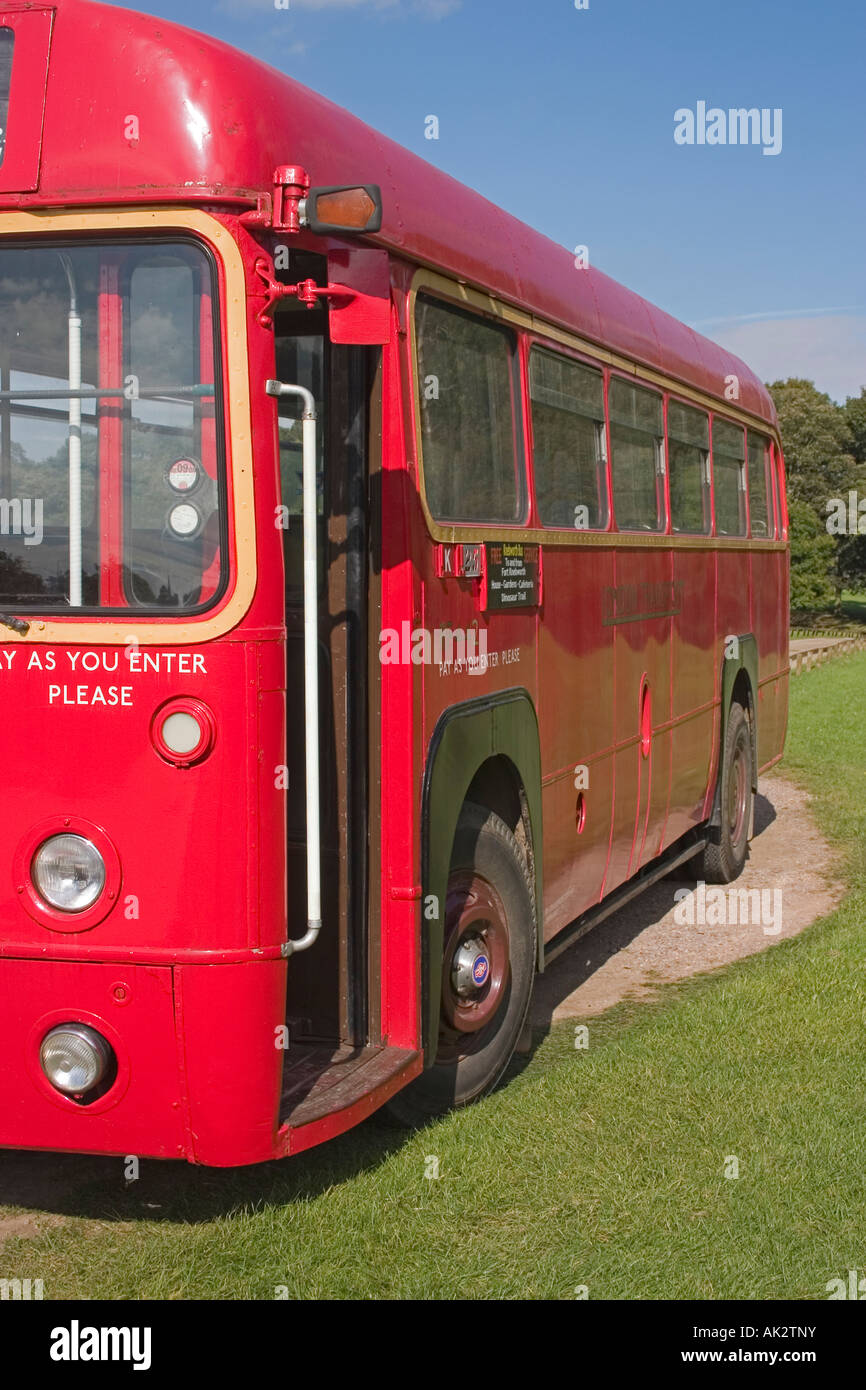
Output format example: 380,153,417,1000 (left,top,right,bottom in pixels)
110,0,864,402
